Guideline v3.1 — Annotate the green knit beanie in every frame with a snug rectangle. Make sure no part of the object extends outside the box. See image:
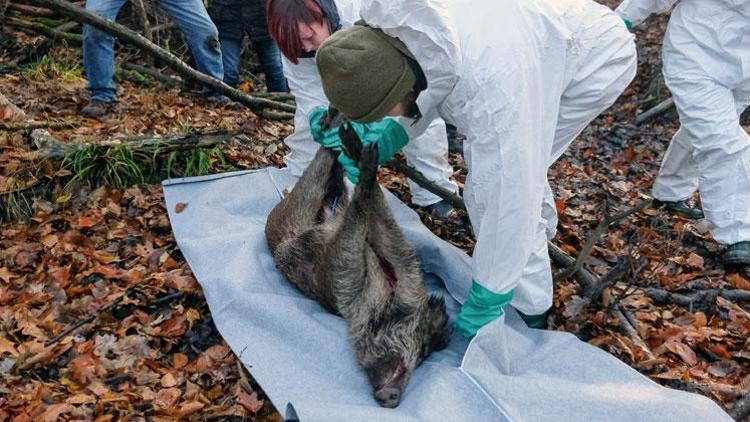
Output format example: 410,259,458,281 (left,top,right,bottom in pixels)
315,23,416,123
